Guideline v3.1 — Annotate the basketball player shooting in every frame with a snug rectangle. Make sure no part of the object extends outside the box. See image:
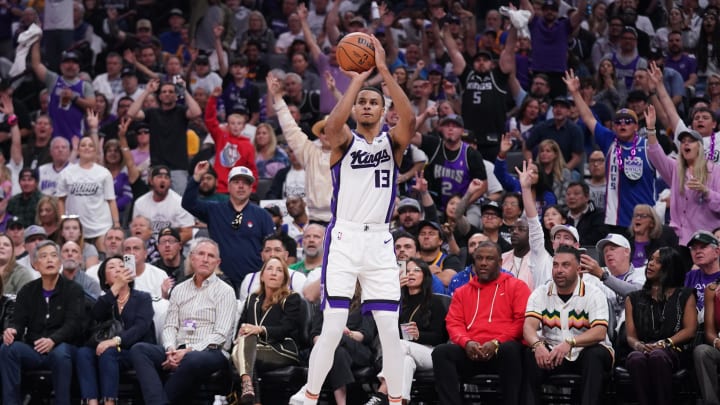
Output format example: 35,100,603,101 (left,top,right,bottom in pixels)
287,35,415,404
